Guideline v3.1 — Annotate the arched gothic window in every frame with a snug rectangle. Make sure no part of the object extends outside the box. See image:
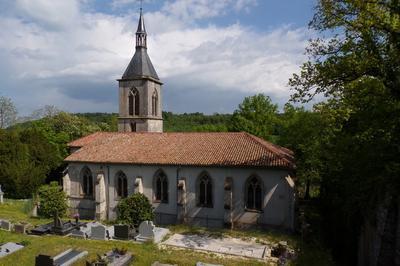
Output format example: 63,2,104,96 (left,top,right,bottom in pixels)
197,172,213,208
128,88,139,116
154,170,168,203
245,176,263,210
81,166,93,197
152,90,158,116
116,171,128,198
